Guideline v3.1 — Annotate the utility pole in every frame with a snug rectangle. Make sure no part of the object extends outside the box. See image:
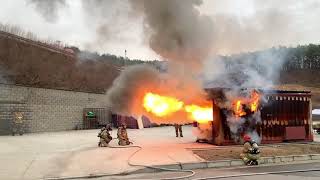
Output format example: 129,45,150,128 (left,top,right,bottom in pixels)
124,49,127,67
